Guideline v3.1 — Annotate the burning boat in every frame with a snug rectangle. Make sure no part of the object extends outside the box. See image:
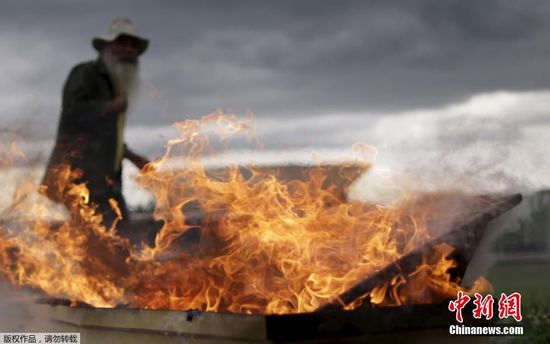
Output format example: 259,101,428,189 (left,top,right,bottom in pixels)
0,112,522,343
